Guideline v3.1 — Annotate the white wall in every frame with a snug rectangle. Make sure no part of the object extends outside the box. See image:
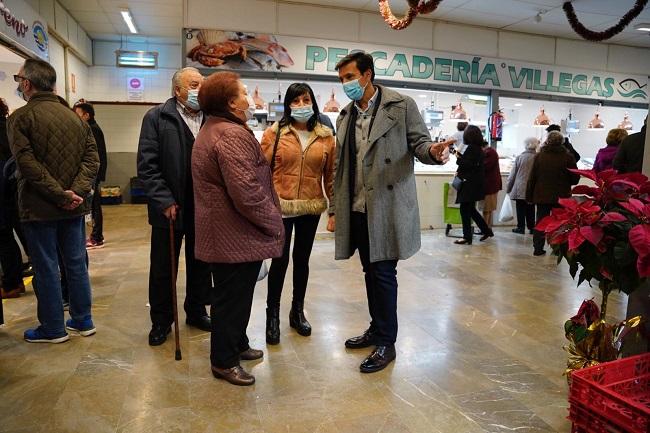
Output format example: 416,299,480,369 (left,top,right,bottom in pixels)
0,47,28,113
67,51,88,102
184,0,650,76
